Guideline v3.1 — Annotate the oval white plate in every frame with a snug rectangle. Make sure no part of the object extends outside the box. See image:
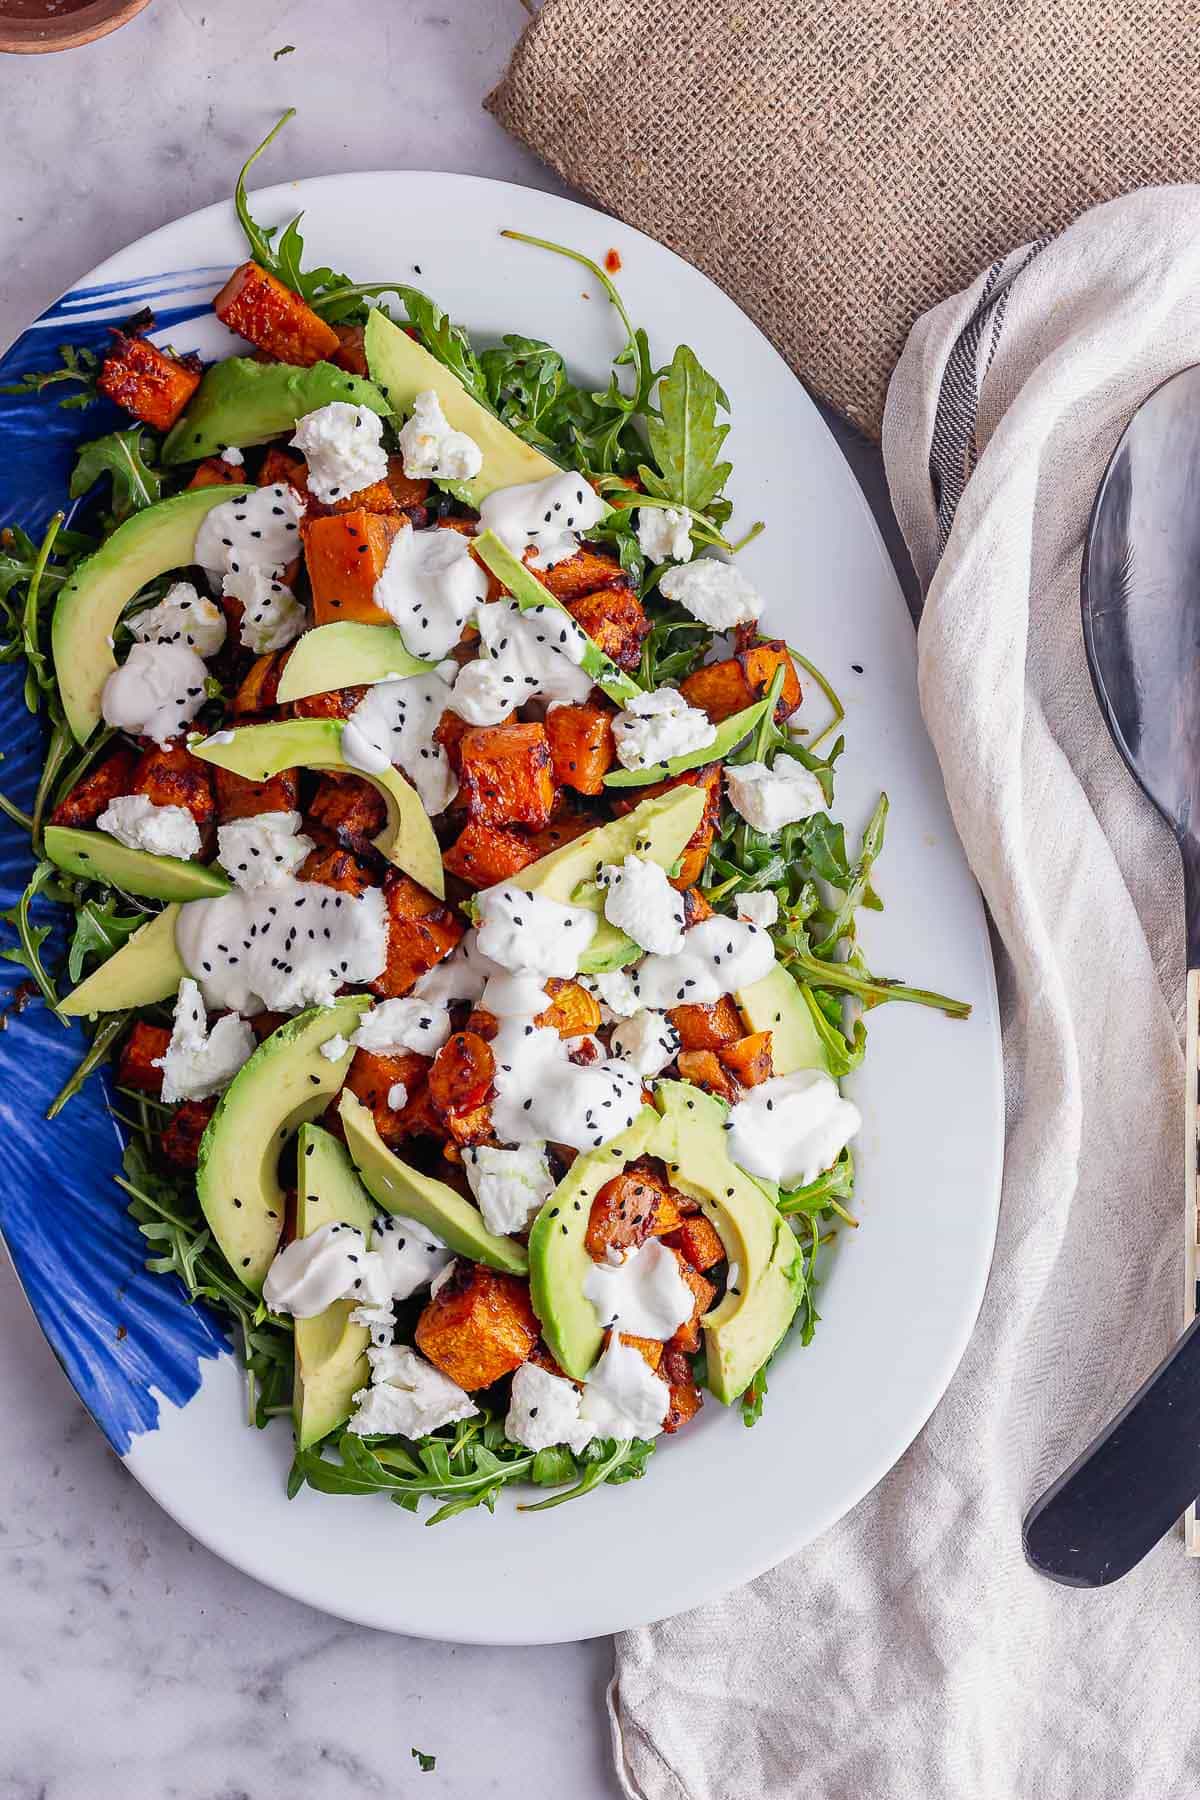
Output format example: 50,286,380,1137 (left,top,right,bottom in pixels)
6,171,1002,1643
